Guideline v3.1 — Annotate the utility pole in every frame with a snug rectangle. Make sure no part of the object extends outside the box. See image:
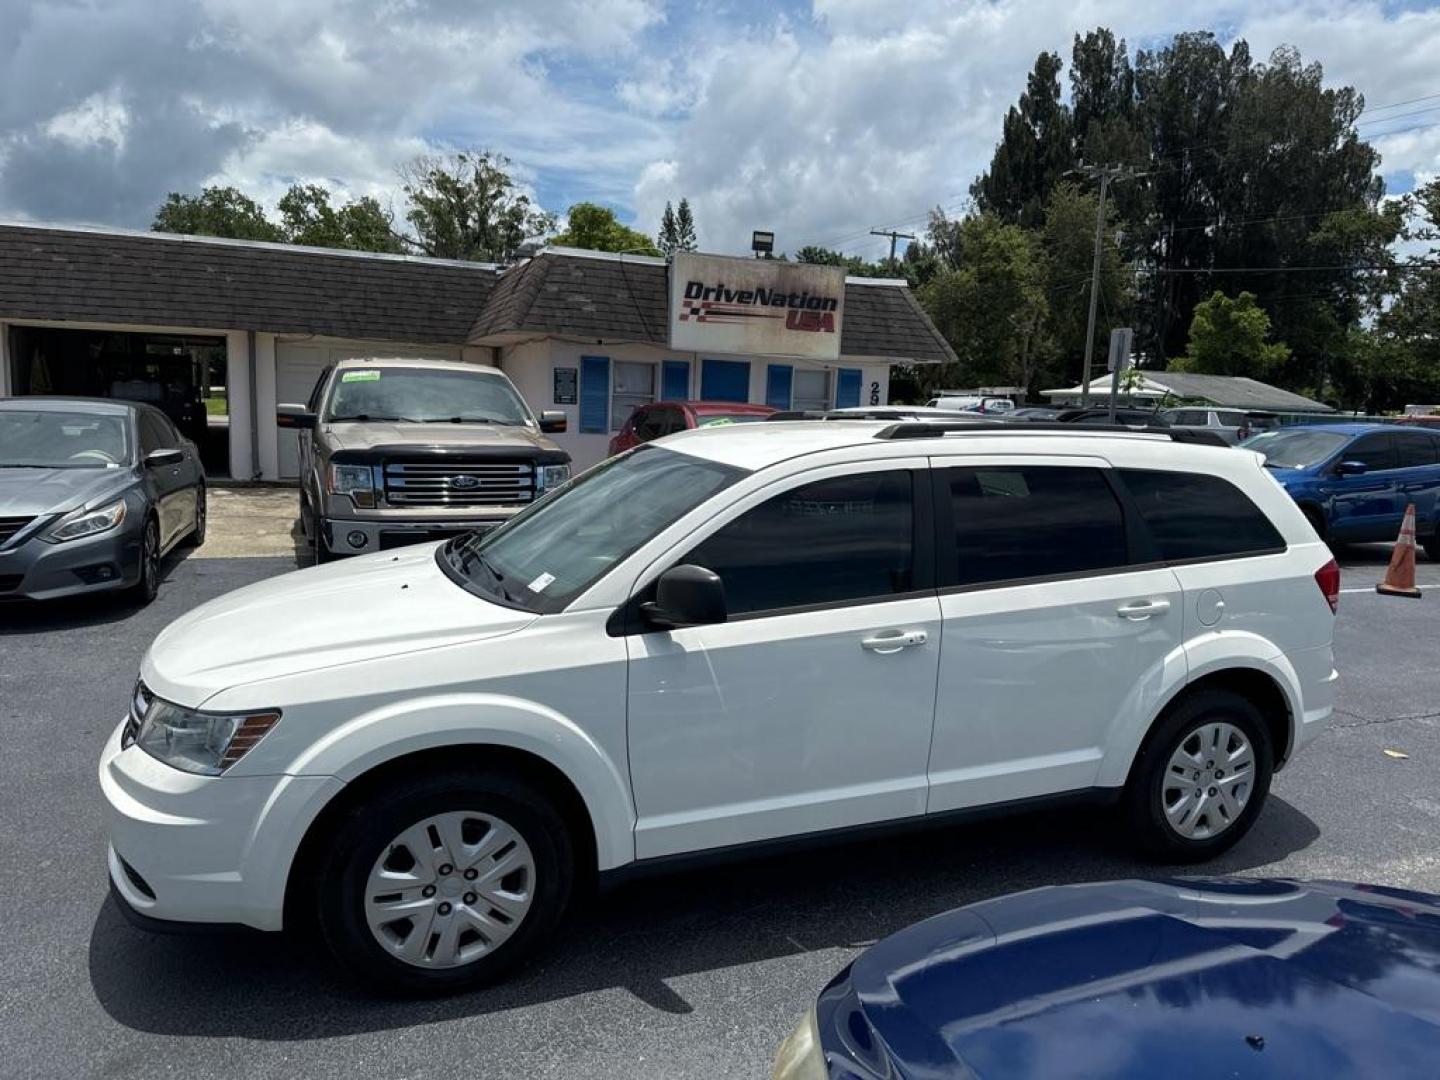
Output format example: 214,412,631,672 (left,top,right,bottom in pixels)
1075,163,1143,407
870,228,917,270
